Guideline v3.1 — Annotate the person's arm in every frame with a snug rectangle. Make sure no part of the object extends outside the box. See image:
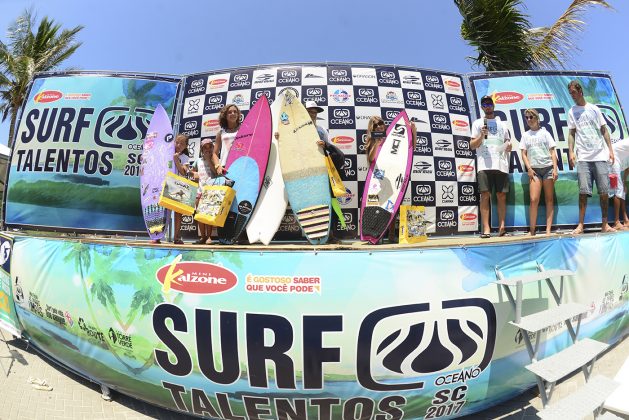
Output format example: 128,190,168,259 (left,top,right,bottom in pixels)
520,147,535,181
568,128,577,167
409,121,418,147
550,147,558,181
212,131,224,174
366,136,379,164
173,153,189,176
601,125,615,165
